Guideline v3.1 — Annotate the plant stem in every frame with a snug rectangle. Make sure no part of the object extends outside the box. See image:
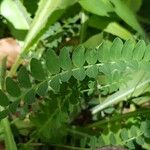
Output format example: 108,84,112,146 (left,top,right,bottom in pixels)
87,109,150,128
0,107,17,150
80,11,88,44
8,56,23,77
51,144,90,150
67,128,91,138
0,58,18,150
